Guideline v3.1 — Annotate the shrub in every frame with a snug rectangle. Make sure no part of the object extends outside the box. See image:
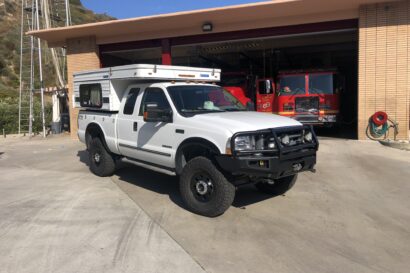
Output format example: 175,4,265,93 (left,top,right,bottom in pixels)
0,96,52,134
